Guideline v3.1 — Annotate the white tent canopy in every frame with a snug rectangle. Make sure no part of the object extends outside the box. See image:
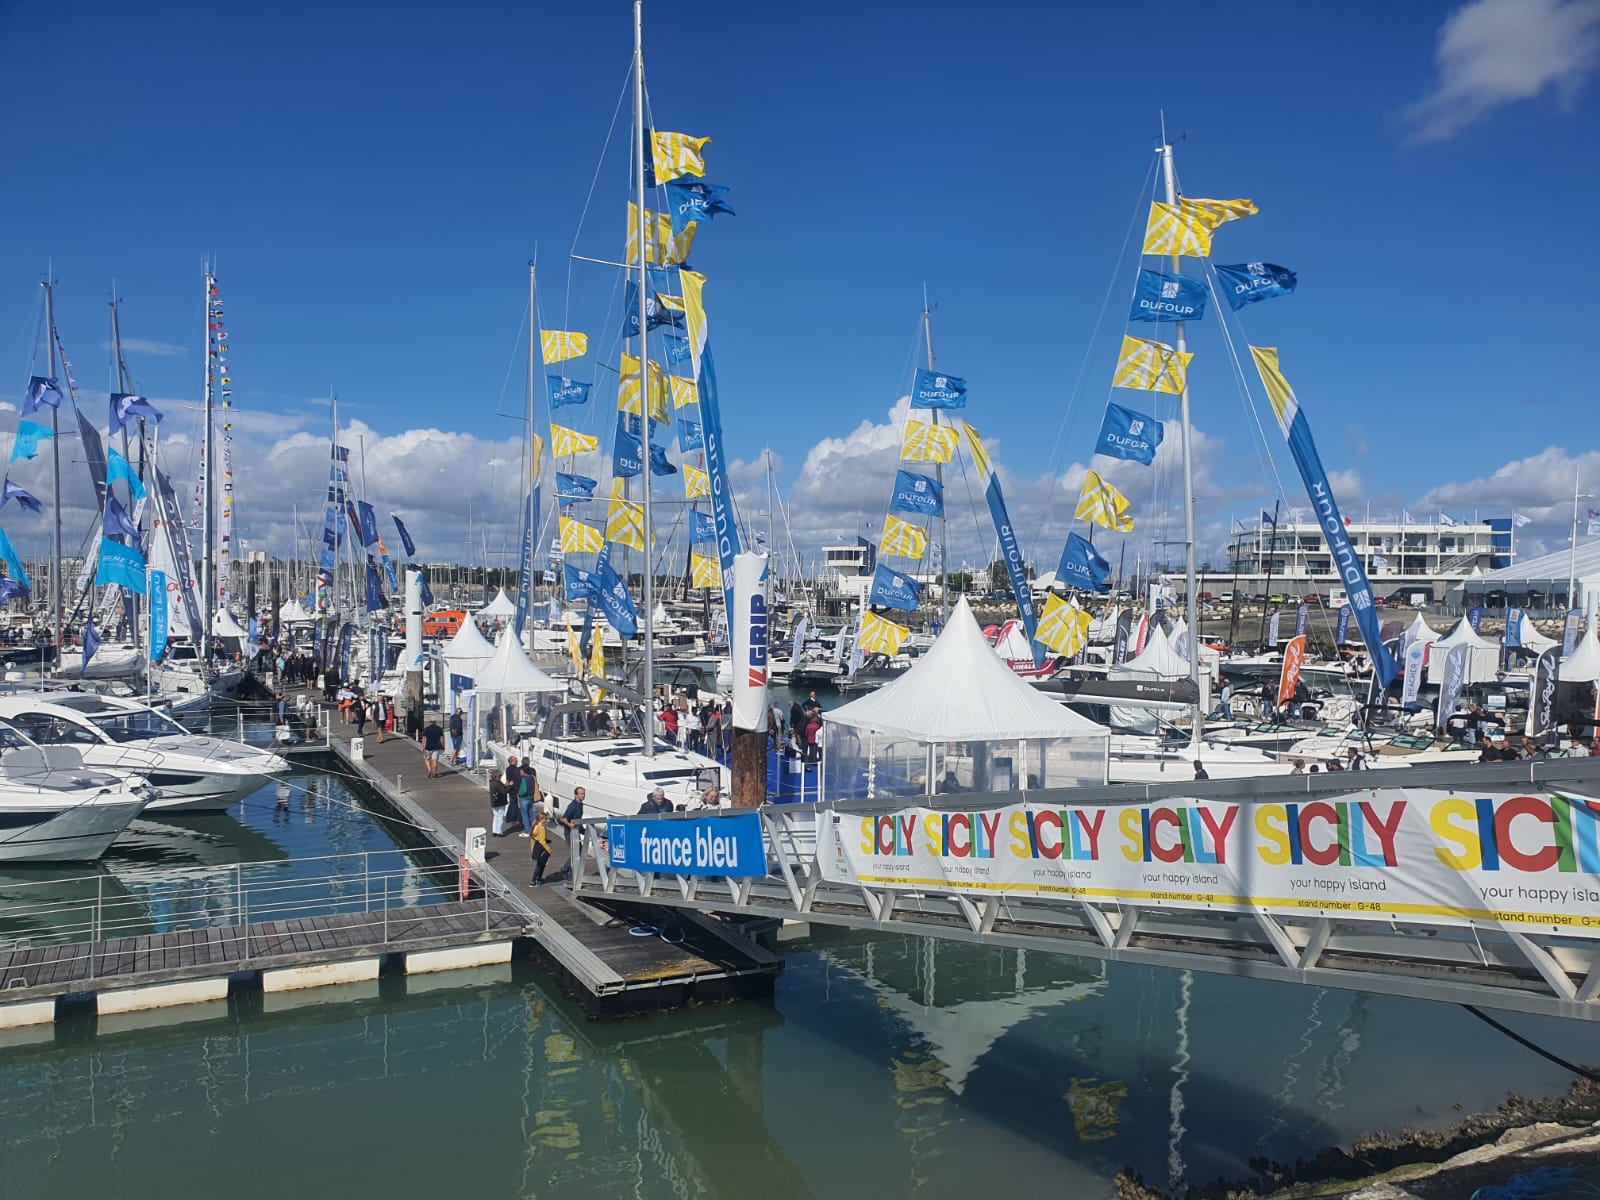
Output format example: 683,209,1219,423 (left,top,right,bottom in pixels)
478,588,516,618
1563,614,1600,684
1514,611,1560,653
472,627,563,694
1402,613,1440,648
440,616,495,677
278,598,314,623
1427,617,1499,685
213,609,249,640
1107,626,1188,733
827,598,1105,742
